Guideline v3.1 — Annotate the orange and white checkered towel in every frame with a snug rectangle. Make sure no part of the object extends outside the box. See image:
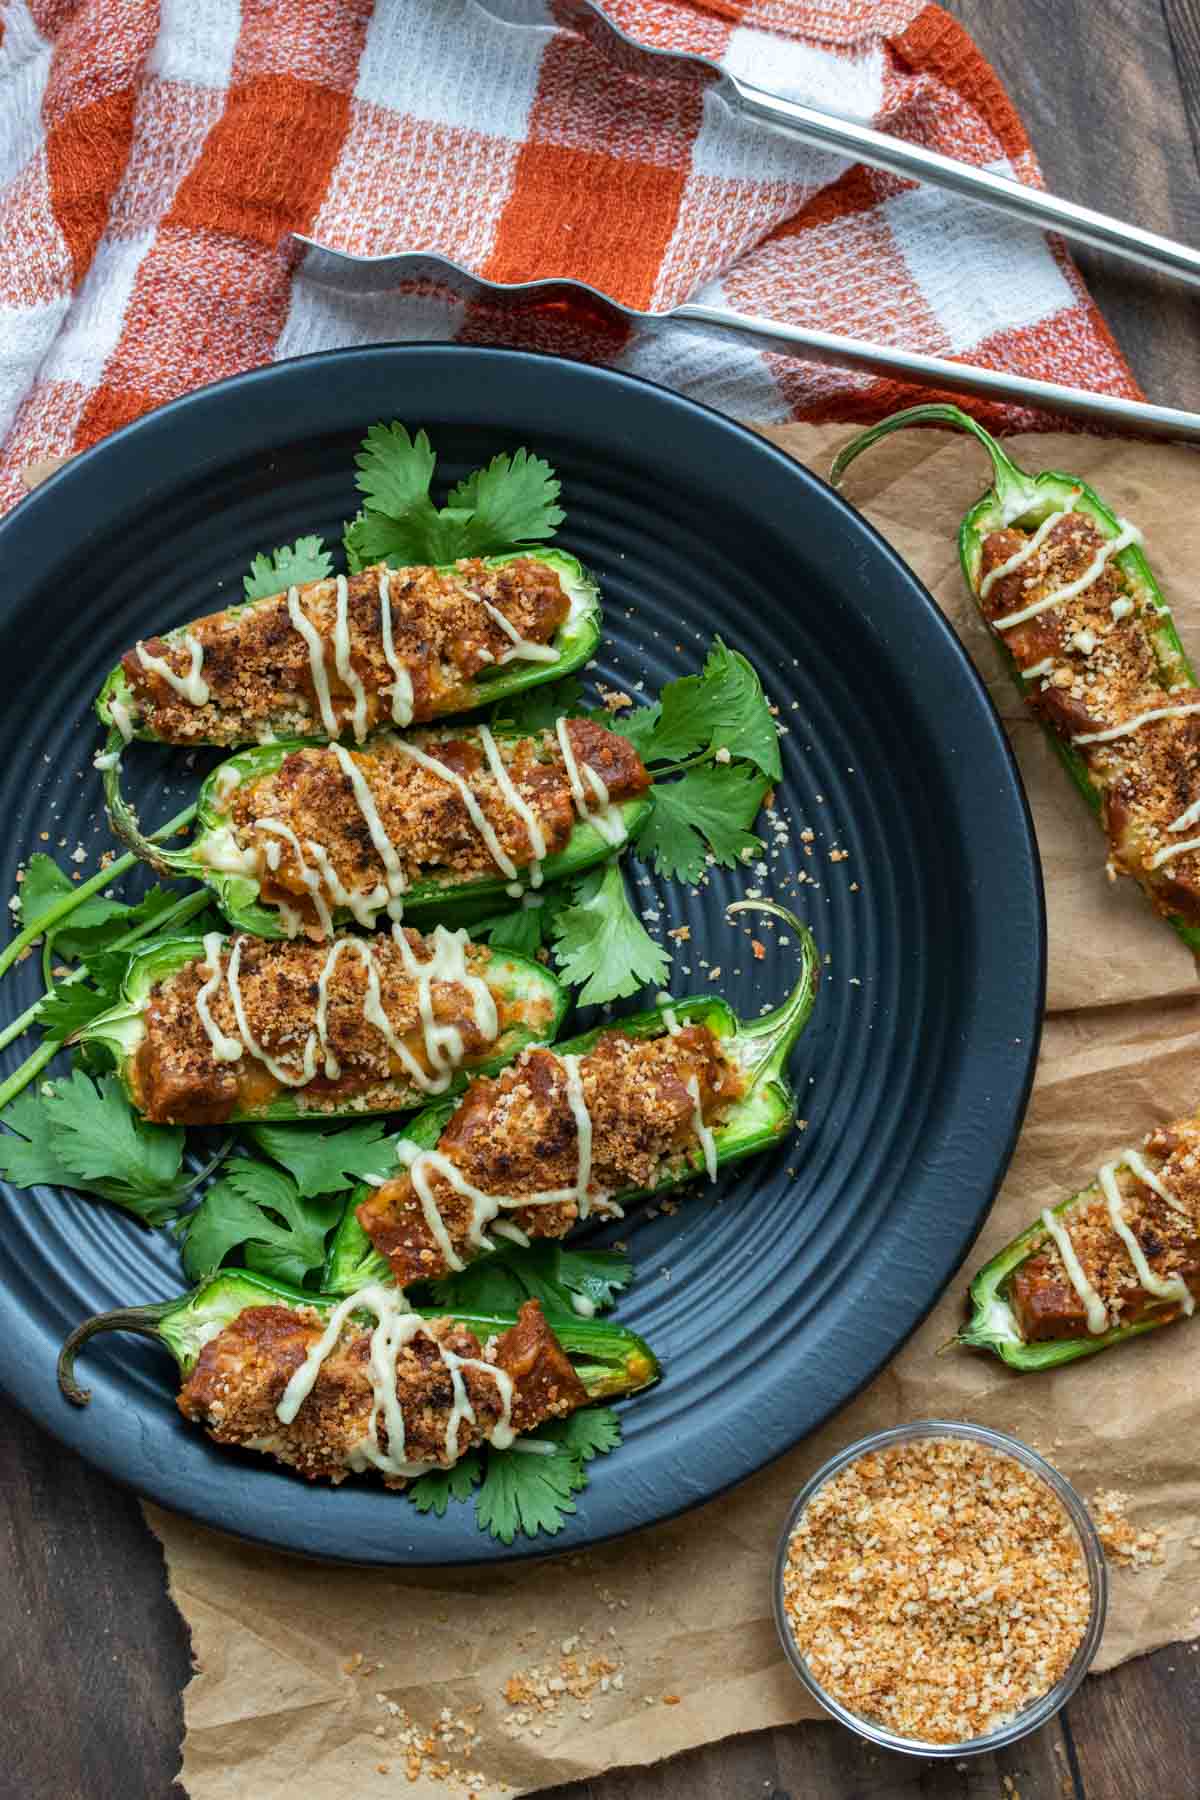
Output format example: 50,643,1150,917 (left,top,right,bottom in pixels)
0,0,1141,516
